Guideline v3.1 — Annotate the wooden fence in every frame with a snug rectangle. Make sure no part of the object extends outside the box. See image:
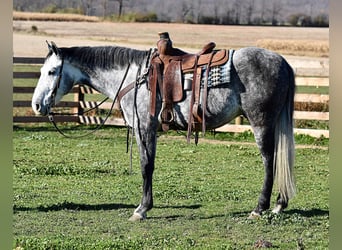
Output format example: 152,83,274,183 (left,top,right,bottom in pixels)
13,57,329,138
